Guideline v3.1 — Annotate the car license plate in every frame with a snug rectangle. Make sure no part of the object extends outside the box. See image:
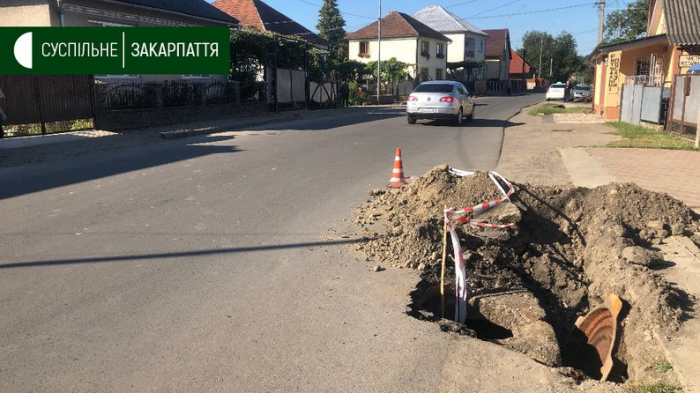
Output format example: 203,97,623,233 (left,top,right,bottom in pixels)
419,108,437,113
